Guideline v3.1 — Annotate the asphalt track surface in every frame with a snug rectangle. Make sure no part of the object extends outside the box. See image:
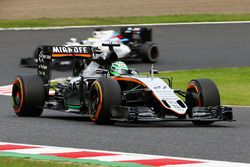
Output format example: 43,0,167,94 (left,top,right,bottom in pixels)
0,23,250,163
